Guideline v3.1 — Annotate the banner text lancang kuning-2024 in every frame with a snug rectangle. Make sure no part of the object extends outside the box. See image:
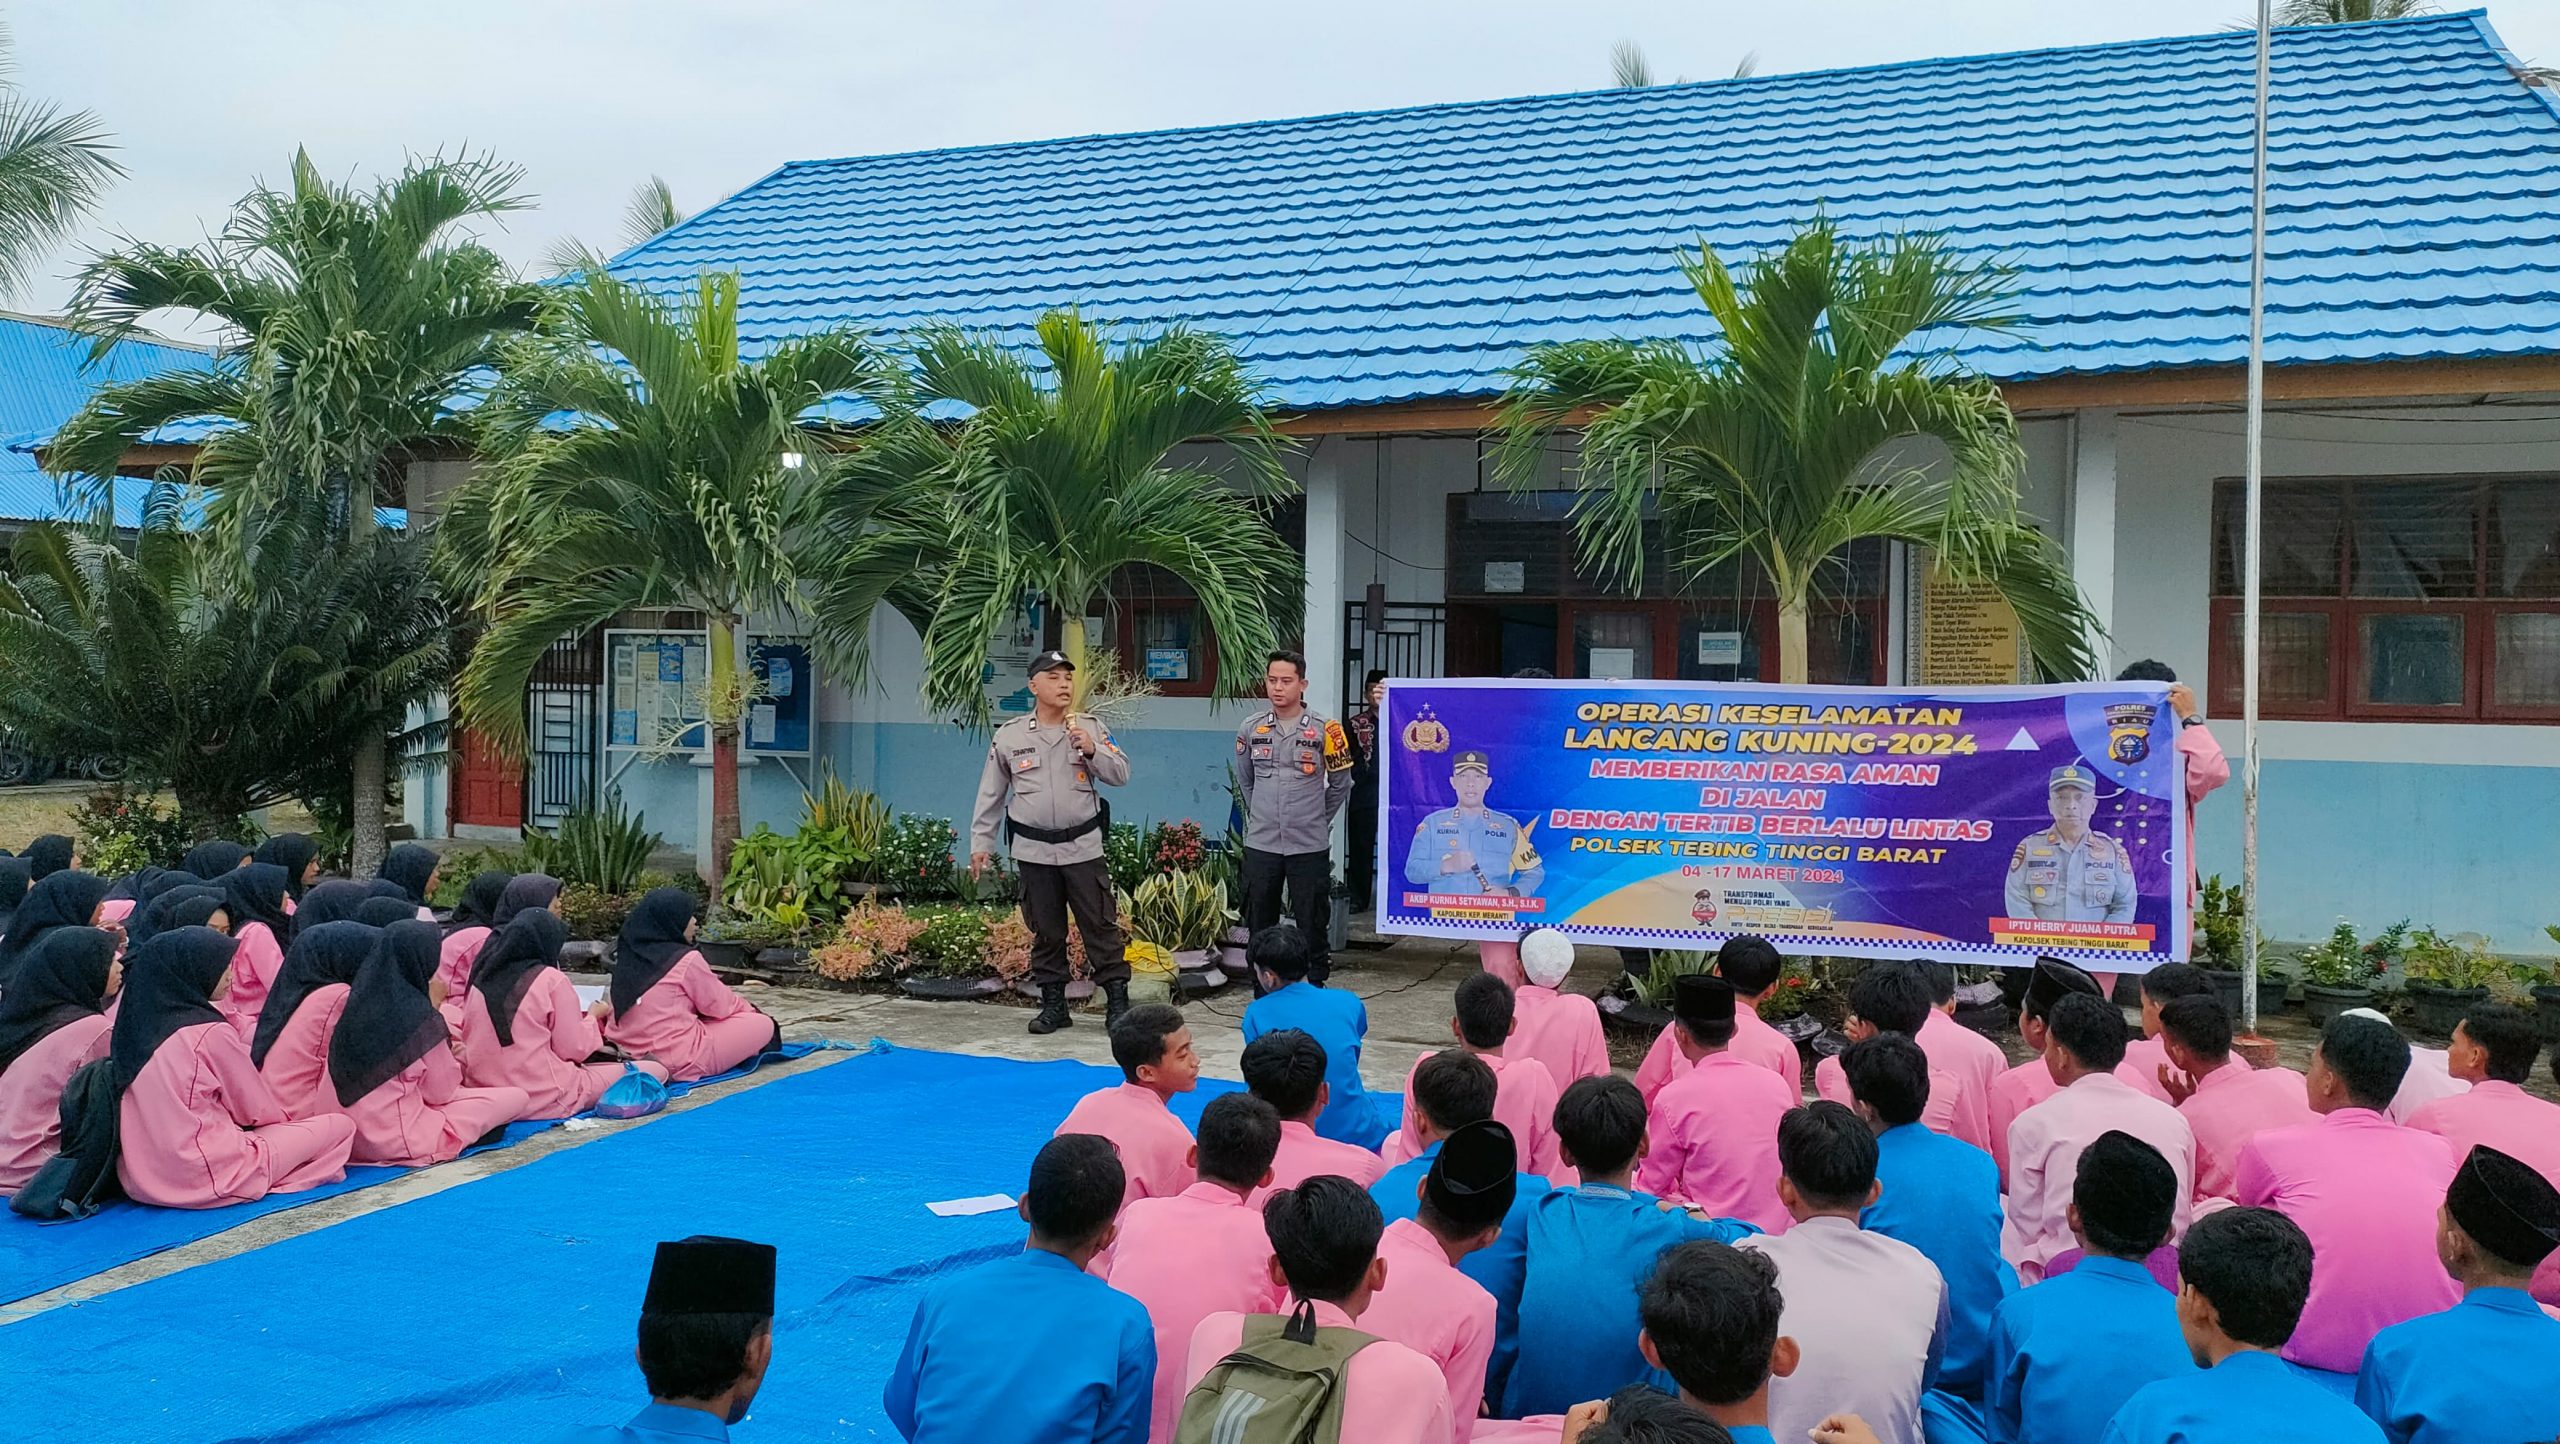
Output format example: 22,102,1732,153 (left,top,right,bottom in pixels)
1377,679,2190,971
